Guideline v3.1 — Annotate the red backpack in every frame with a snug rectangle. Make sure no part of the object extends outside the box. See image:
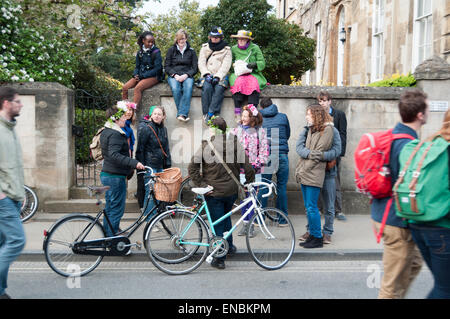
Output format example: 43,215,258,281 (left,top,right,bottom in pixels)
354,129,414,243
